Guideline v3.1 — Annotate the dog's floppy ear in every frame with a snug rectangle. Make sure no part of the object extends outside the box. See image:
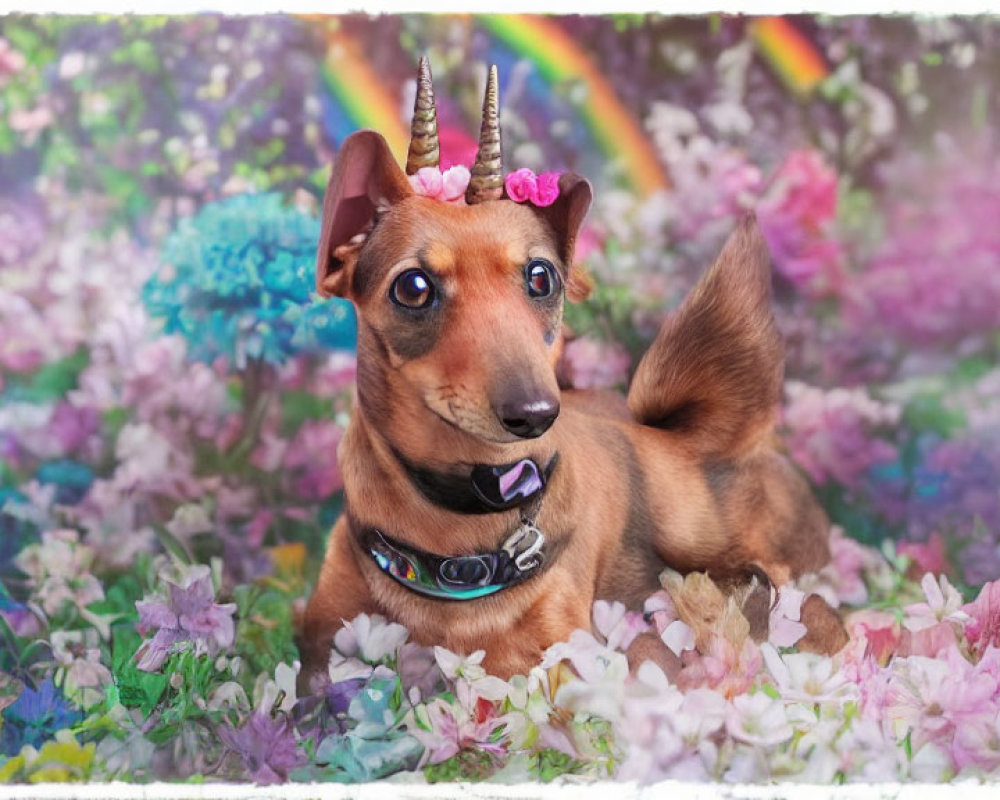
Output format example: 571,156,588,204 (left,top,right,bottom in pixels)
533,173,594,302
627,214,784,461
316,130,413,298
